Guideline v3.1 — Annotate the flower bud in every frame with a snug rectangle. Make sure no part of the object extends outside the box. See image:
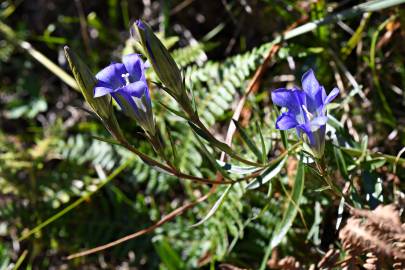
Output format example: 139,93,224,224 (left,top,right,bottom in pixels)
131,20,185,98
